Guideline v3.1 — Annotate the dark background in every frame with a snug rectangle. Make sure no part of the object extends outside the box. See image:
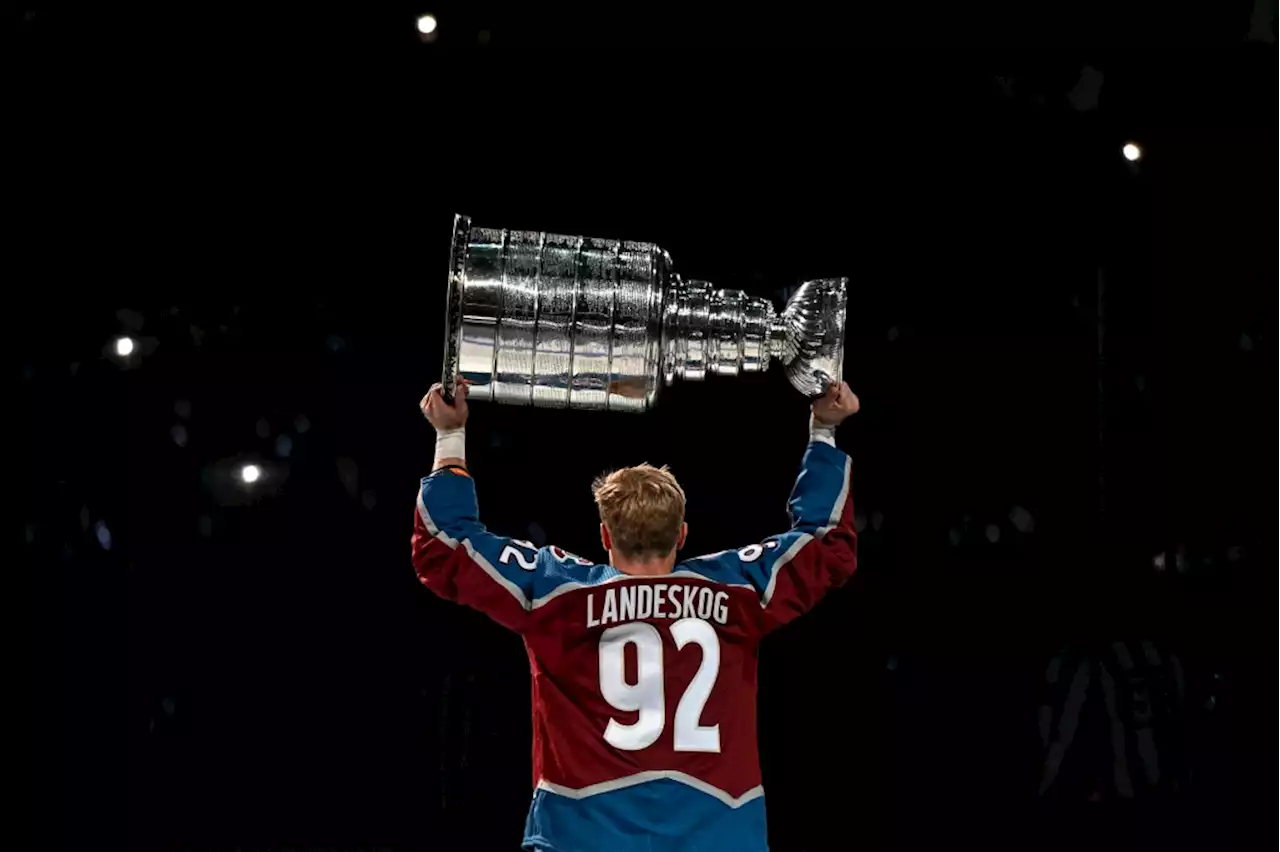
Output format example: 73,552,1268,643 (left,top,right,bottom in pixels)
20,2,1276,850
